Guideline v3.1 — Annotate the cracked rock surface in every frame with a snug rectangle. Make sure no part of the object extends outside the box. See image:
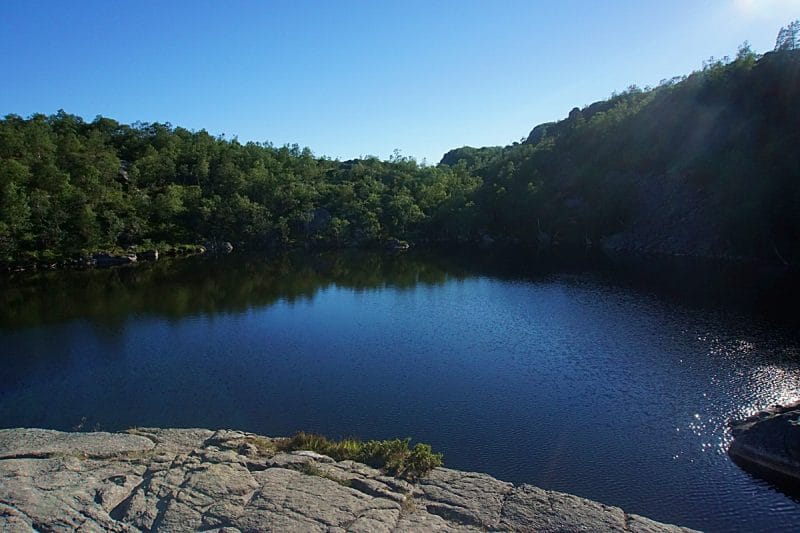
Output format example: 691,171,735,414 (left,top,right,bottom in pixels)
0,428,697,532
